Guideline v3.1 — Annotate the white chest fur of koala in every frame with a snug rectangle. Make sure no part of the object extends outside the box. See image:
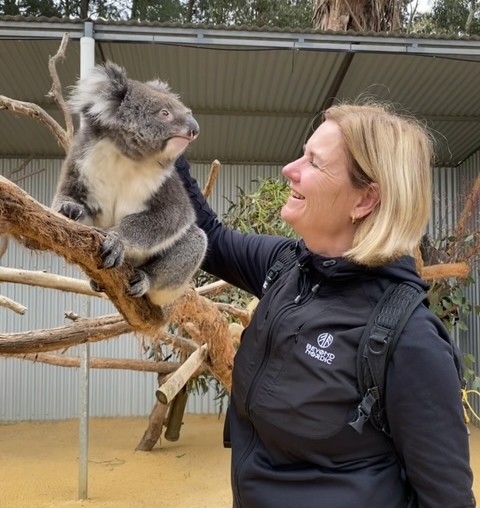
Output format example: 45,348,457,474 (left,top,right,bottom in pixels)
52,62,207,306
